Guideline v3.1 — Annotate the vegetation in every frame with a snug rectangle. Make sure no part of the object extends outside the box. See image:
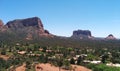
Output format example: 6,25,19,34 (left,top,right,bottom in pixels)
86,63,120,71
0,37,120,70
